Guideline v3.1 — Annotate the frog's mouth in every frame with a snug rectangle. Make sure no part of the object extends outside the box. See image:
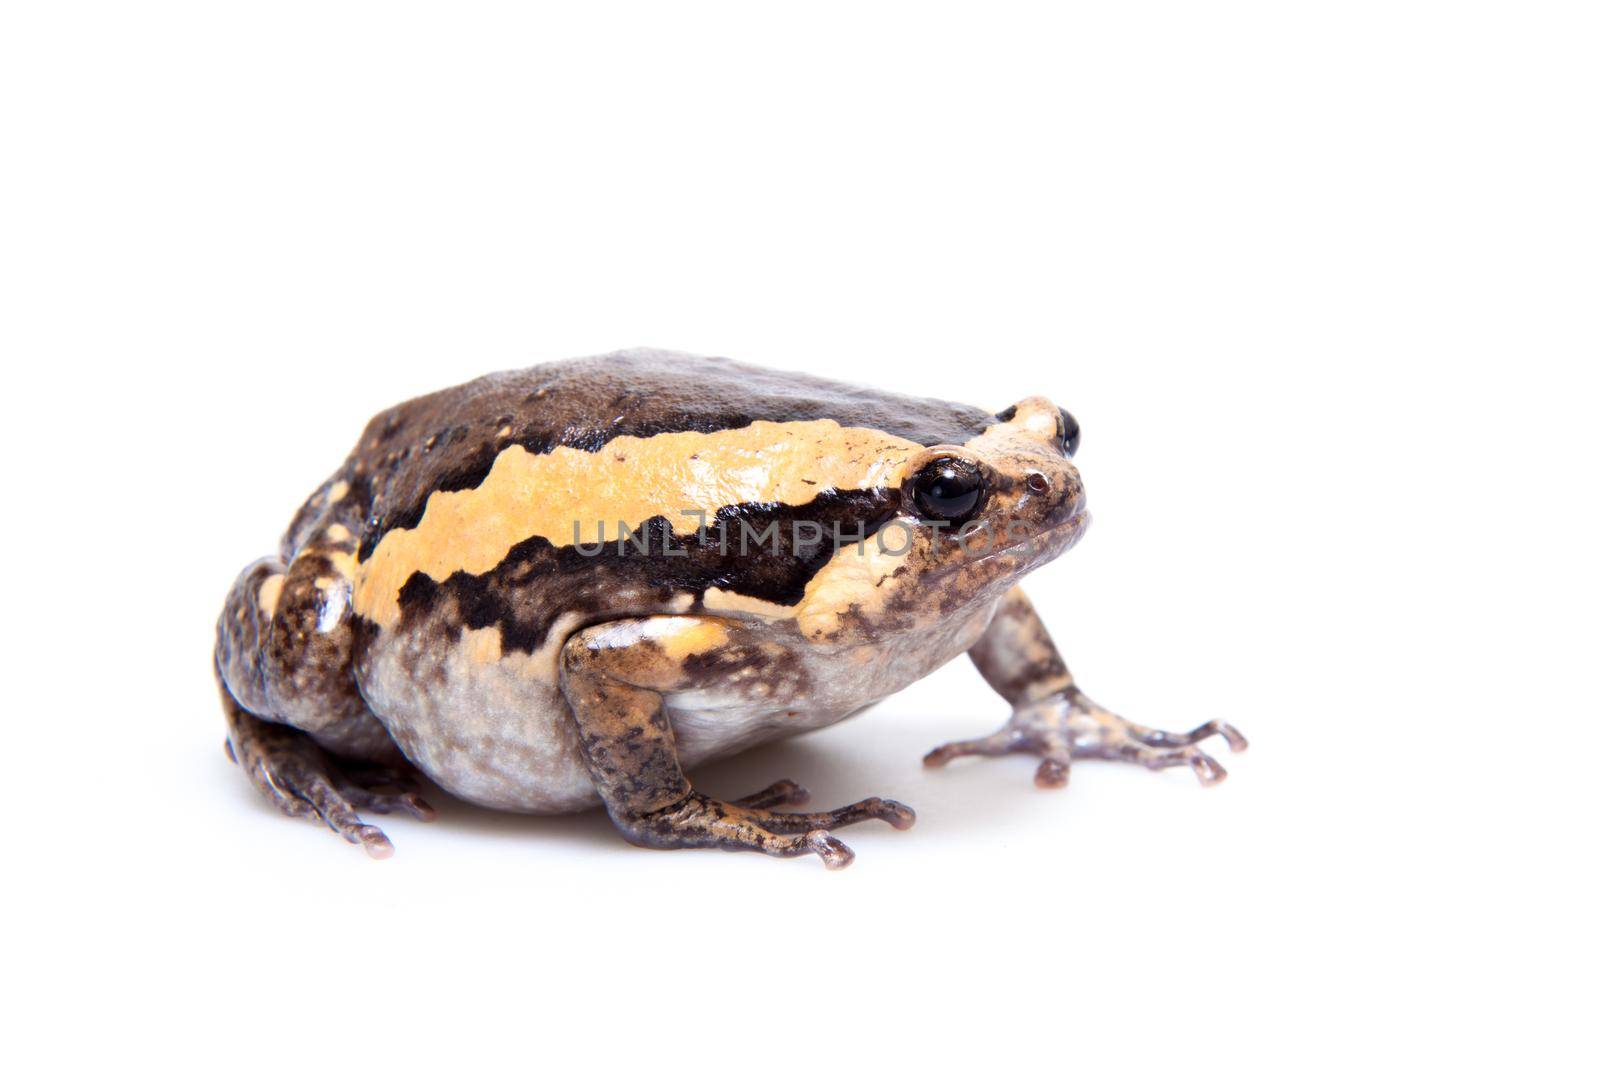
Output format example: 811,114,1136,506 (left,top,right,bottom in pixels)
933,507,1091,582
